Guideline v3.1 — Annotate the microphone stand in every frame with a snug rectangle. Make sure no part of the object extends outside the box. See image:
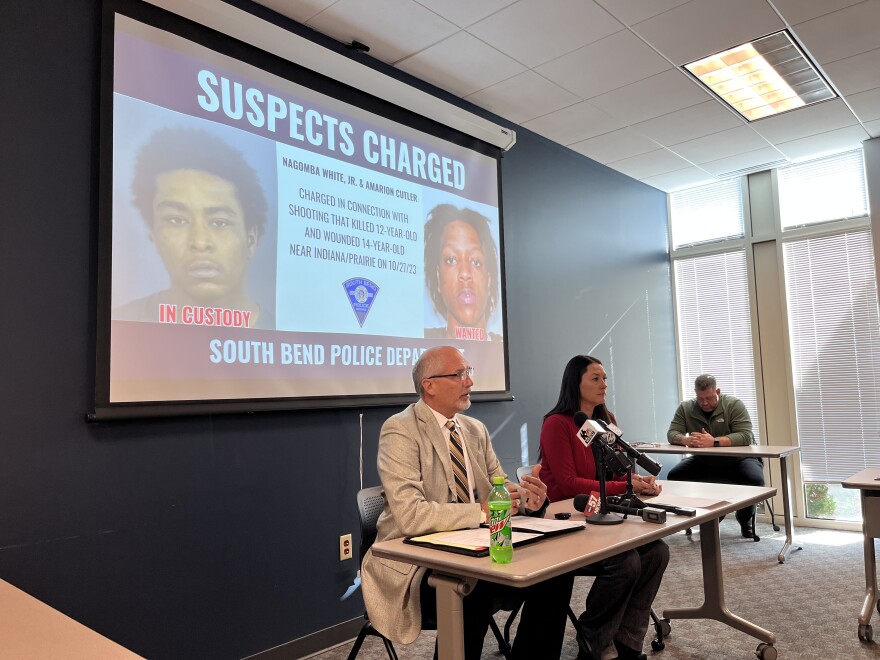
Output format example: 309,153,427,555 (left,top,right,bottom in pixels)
605,464,646,519
585,443,625,526
615,468,642,511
